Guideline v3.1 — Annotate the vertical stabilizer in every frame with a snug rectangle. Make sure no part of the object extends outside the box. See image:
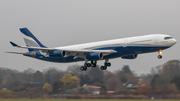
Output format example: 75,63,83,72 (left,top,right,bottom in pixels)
20,28,46,51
